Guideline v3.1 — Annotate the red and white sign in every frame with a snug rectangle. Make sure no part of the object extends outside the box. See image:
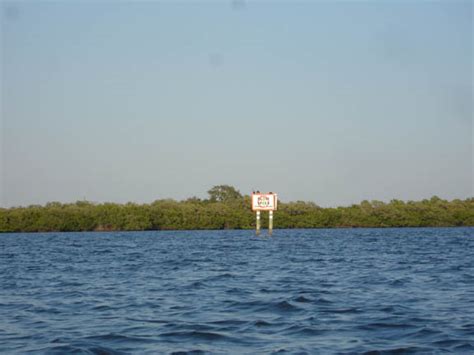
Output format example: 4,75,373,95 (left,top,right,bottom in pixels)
251,193,278,211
